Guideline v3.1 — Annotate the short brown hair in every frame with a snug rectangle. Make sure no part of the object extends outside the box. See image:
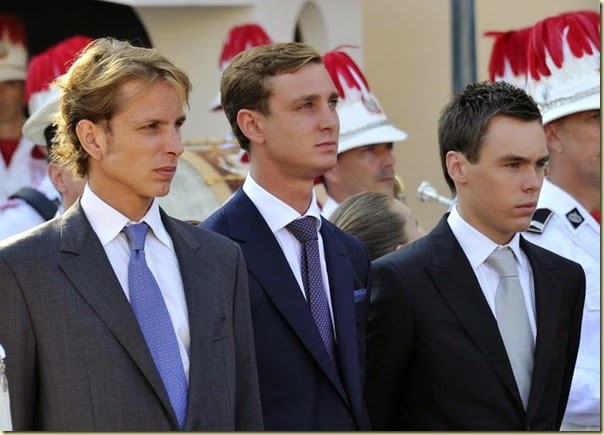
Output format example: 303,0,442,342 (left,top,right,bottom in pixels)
438,81,542,194
52,37,192,178
220,42,322,151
